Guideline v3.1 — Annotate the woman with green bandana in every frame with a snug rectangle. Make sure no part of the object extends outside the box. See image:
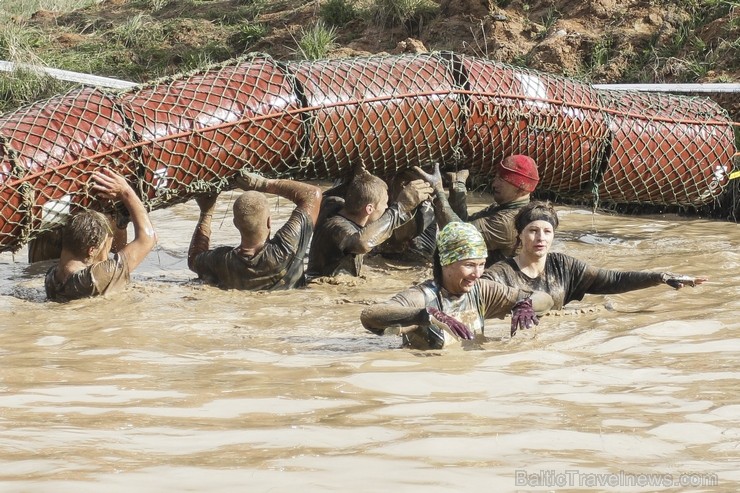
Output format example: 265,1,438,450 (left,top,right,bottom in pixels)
360,222,554,349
